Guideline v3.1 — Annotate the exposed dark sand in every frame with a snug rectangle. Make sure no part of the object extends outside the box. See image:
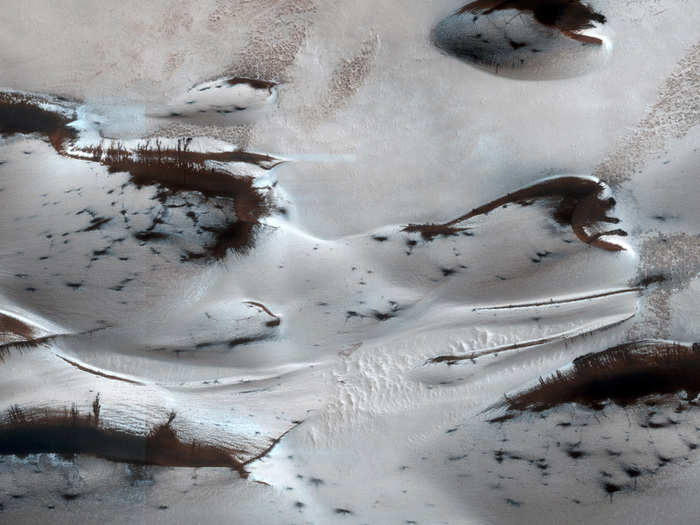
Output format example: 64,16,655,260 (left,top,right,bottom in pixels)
634,274,668,288
458,0,606,44
0,403,247,474
0,92,76,152
495,340,700,415
88,140,281,170
0,338,46,362
226,77,277,91
1,92,281,260
472,288,640,311
404,177,626,251
0,313,35,341
0,327,111,363
83,142,277,259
